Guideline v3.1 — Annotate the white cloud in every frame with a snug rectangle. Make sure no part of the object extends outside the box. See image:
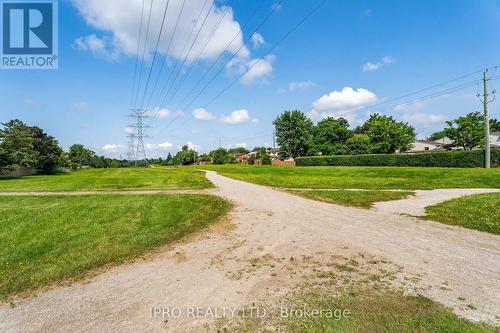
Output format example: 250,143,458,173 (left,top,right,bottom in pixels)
310,87,378,123
240,55,275,85
220,109,256,125
363,56,394,72
73,101,89,110
178,141,201,152
251,32,265,48
192,107,214,121
158,141,173,150
73,34,120,61
71,0,250,62
235,143,248,149
102,144,123,152
288,80,317,91
145,107,183,119
401,113,448,126
124,127,135,135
